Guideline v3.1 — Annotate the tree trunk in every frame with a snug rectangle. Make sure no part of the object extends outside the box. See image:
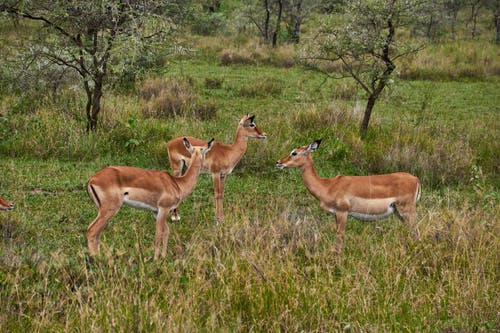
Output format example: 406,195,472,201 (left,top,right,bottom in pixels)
360,15,395,139
272,0,283,47
360,94,376,139
264,0,271,43
291,0,302,43
495,11,500,44
84,74,104,132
